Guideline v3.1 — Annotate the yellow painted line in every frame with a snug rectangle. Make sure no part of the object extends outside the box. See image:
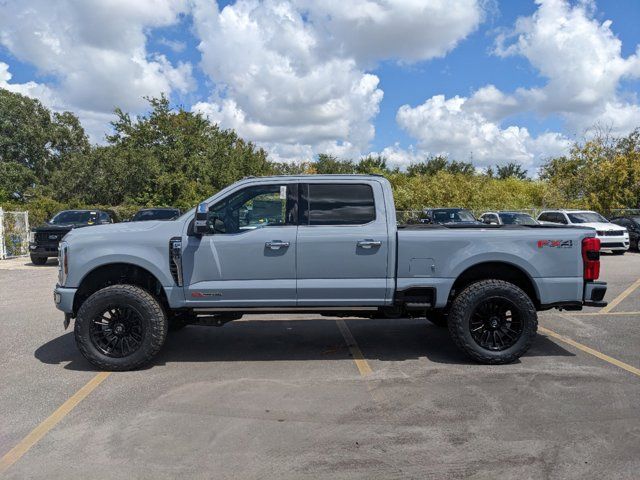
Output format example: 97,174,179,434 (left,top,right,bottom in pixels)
600,278,640,313
572,311,640,316
0,372,111,475
539,326,640,378
336,320,373,376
